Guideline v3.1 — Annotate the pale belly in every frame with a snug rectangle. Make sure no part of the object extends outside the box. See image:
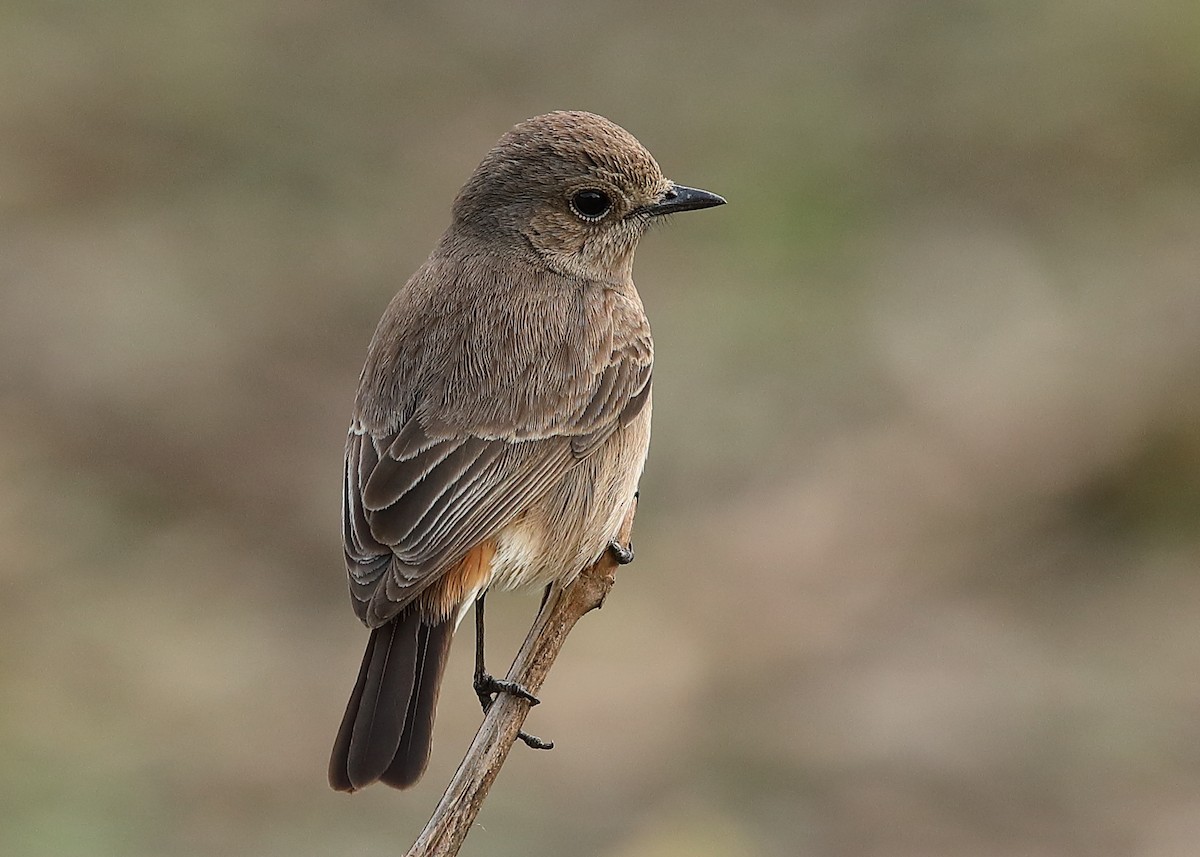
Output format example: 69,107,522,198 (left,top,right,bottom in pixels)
460,400,651,620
